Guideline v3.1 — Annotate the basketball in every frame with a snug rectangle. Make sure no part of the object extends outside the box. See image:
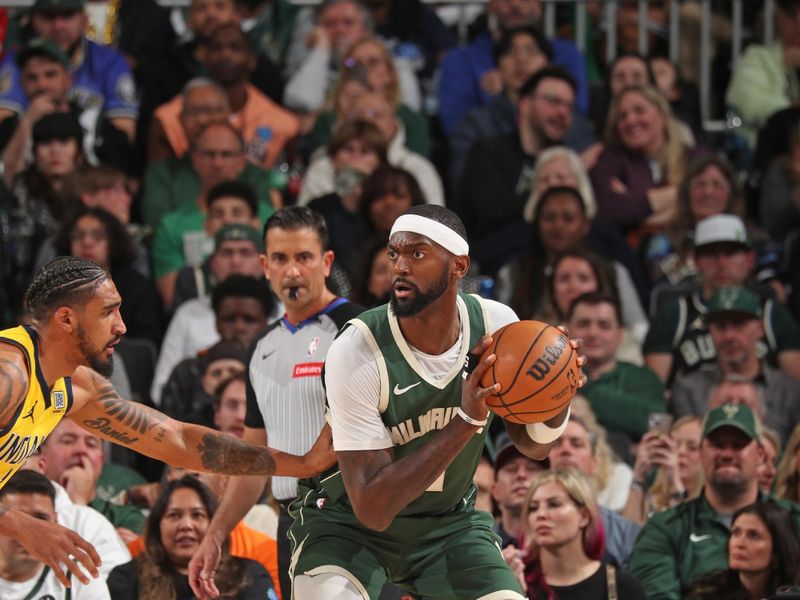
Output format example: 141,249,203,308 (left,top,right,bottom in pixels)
480,320,578,424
